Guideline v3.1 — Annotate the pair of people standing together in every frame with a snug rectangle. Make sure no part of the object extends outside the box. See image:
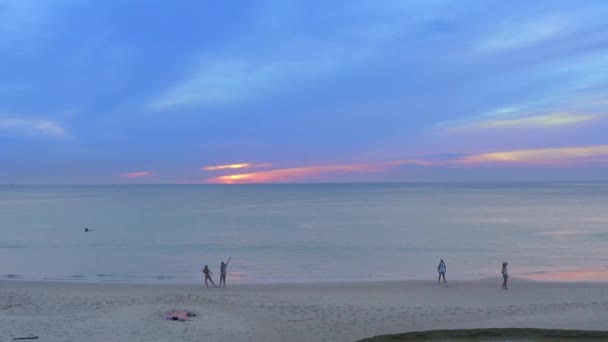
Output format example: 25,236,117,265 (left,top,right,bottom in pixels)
202,257,231,288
